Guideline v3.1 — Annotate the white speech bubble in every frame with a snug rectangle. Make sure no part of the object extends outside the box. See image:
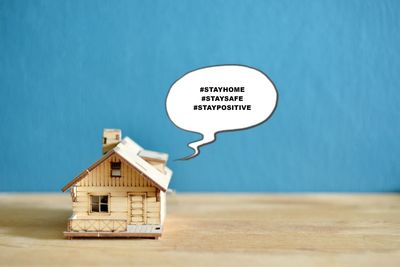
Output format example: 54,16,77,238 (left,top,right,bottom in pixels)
166,64,278,160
